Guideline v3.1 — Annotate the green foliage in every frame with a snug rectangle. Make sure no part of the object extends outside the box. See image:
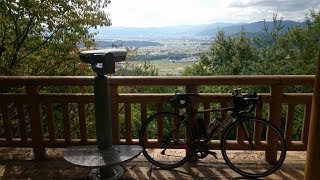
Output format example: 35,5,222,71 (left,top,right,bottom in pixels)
183,11,320,77
183,29,260,76
0,0,111,76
